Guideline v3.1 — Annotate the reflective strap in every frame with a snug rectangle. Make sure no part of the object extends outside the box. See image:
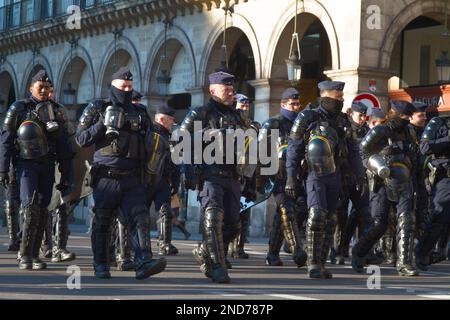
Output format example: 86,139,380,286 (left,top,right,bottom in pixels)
240,136,253,164
277,144,288,155
150,133,160,164
390,162,410,170
309,135,332,153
